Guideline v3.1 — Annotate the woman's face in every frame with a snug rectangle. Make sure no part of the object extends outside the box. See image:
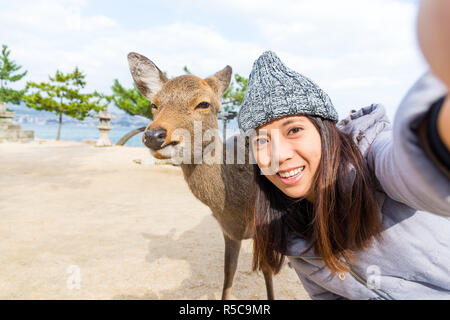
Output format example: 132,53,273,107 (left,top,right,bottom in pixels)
251,115,322,201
